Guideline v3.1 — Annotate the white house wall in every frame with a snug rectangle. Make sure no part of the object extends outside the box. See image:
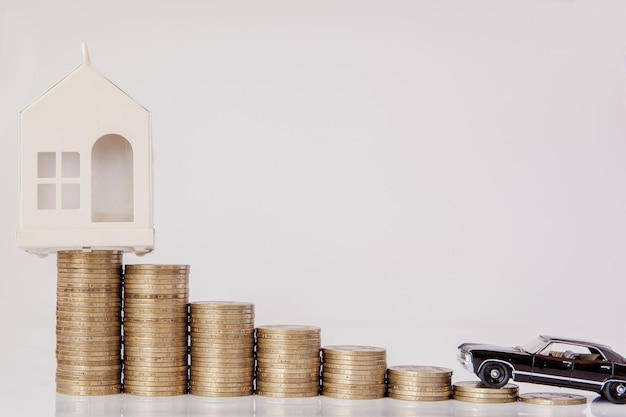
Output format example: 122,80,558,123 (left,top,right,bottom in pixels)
18,63,154,254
